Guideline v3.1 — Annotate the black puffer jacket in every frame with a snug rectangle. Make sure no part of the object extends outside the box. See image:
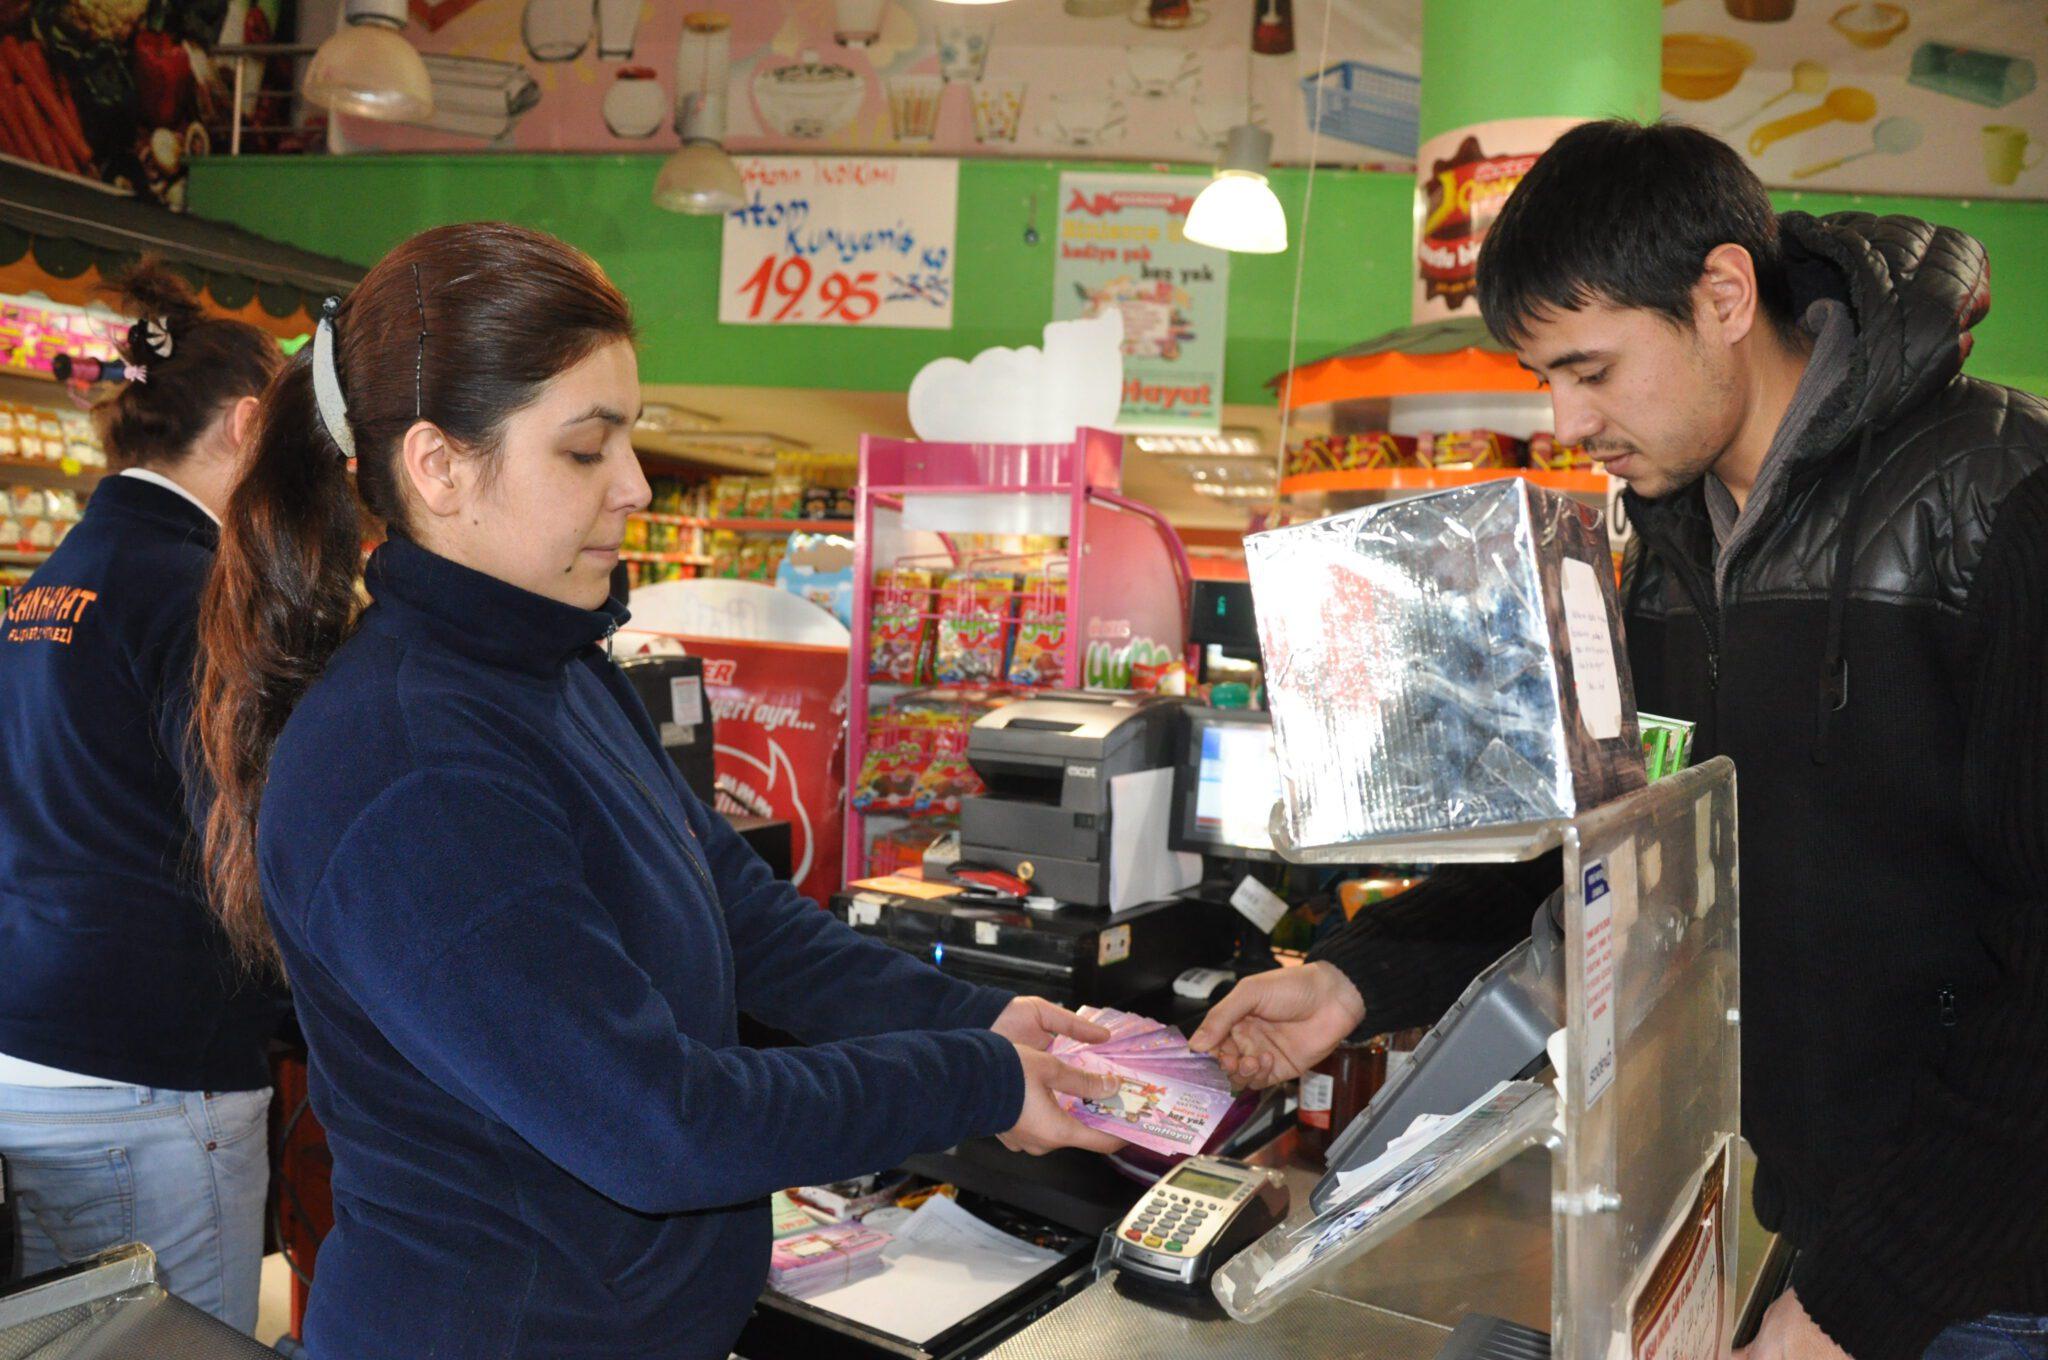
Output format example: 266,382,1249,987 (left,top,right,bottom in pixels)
1313,212,2048,1360
1624,212,2048,1359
